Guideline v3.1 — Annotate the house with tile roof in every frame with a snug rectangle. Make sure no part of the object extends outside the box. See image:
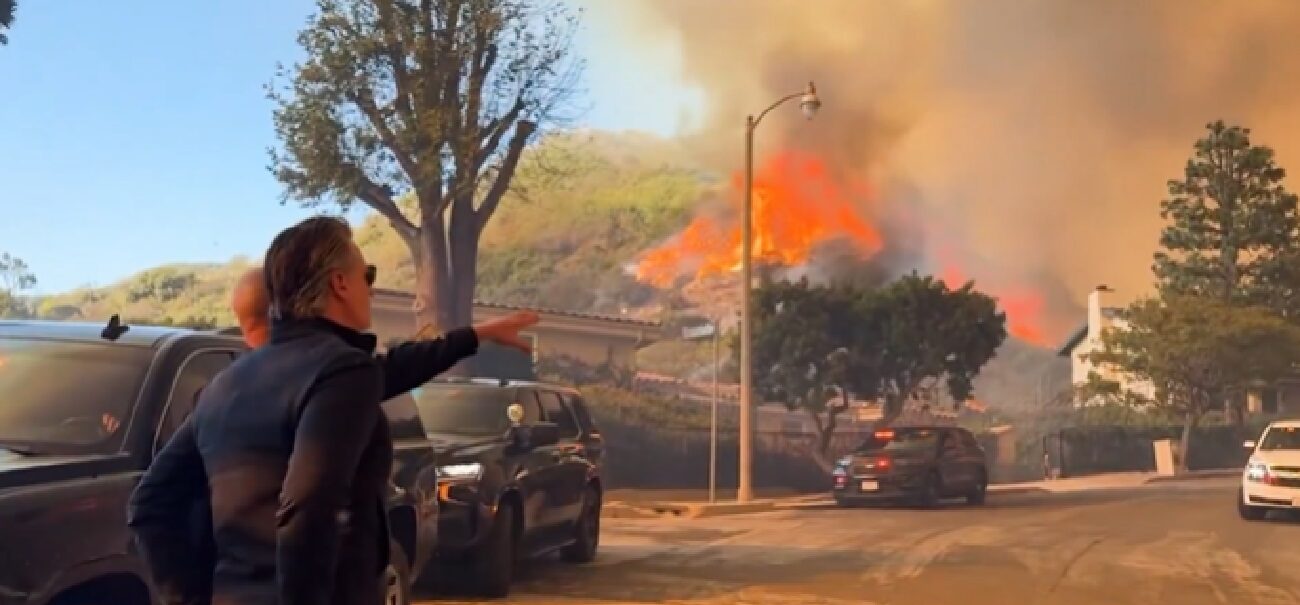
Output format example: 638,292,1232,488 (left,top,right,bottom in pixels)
369,288,662,370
